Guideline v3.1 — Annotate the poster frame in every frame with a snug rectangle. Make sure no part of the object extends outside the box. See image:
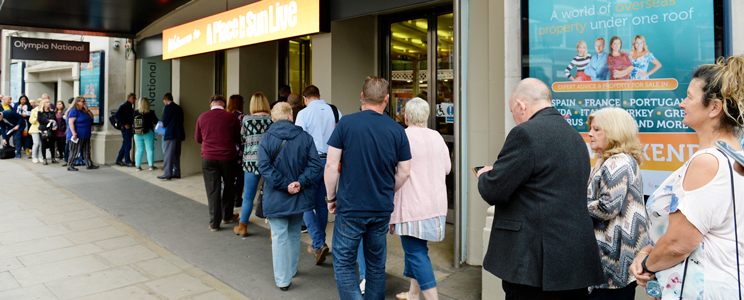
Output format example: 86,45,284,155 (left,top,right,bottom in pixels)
79,50,105,125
